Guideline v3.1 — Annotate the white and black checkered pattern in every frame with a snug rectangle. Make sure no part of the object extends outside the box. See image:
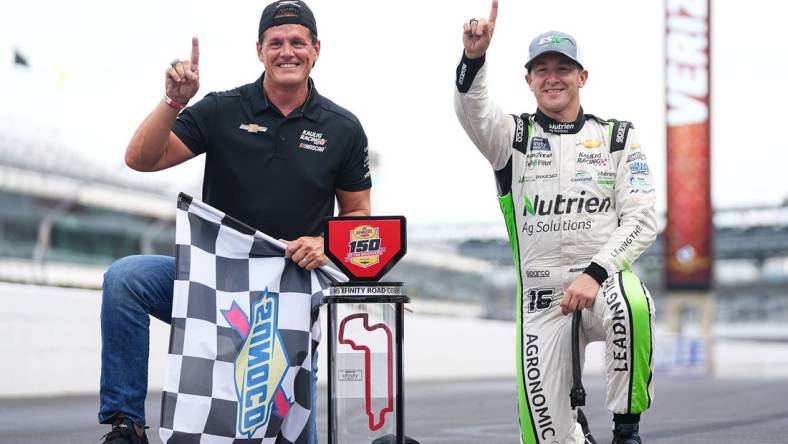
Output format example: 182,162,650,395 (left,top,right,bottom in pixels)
160,194,345,444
